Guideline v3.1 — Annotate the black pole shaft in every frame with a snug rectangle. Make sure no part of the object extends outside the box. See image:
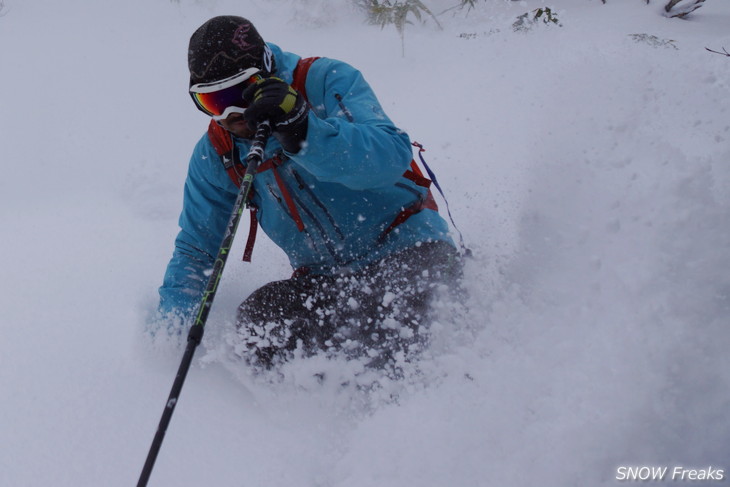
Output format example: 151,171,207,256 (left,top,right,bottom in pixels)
137,121,272,487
